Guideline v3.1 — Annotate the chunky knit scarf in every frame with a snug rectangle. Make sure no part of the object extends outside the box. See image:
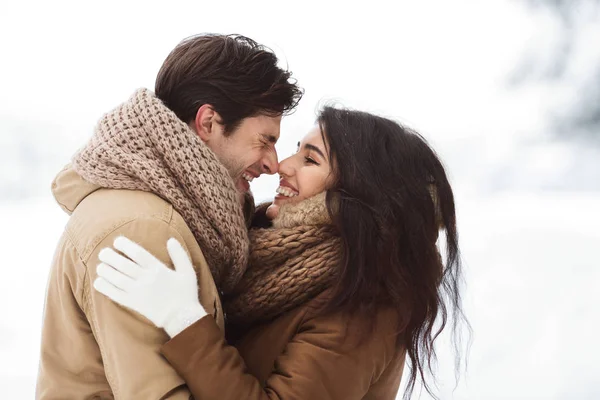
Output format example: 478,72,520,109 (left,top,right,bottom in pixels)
72,89,249,293
224,192,340,325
